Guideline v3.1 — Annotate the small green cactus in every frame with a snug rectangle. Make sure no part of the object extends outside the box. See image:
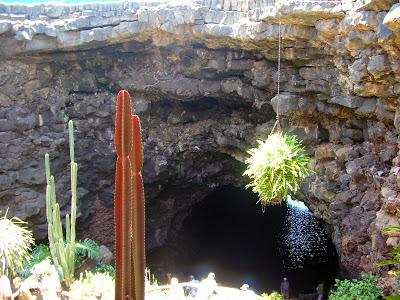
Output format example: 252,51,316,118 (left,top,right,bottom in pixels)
45,120,77,288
